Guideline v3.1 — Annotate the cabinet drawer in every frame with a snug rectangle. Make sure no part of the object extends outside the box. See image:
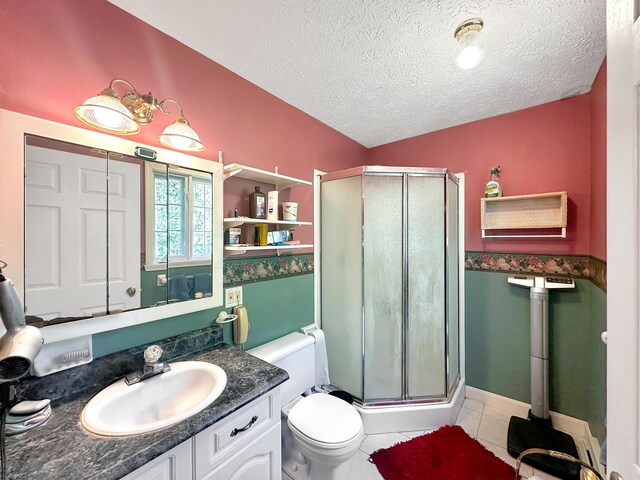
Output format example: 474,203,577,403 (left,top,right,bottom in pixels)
195,388,280,479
